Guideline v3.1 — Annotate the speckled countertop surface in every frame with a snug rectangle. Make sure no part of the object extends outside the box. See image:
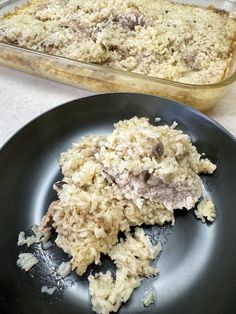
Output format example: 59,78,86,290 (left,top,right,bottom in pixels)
0,65,235,147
